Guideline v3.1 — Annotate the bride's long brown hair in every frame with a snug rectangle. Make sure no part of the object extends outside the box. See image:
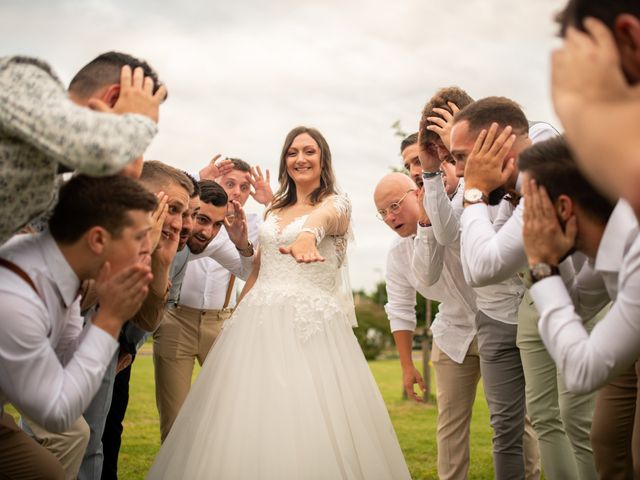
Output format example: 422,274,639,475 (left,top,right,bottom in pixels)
266,126,337,217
